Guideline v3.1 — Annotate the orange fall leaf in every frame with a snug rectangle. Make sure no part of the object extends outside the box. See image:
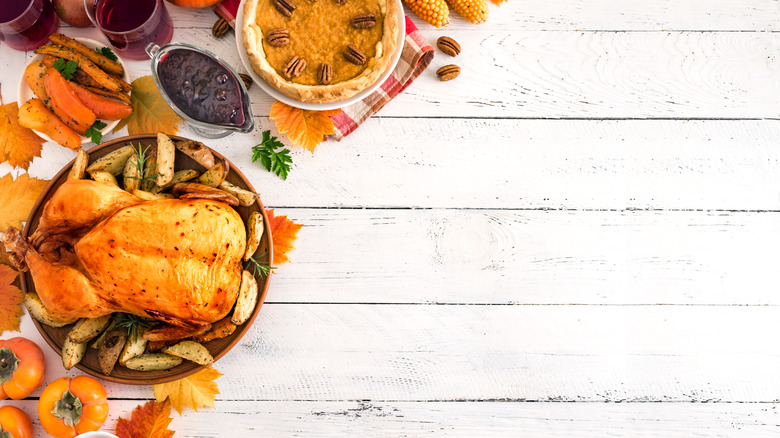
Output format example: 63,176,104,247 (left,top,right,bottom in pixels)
114,75,182,136
153,366,222,414
269,101,340,153
0,265,23,334
115,399,175,438
0,173,49,233
0,100,45,170
267,209,302,265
